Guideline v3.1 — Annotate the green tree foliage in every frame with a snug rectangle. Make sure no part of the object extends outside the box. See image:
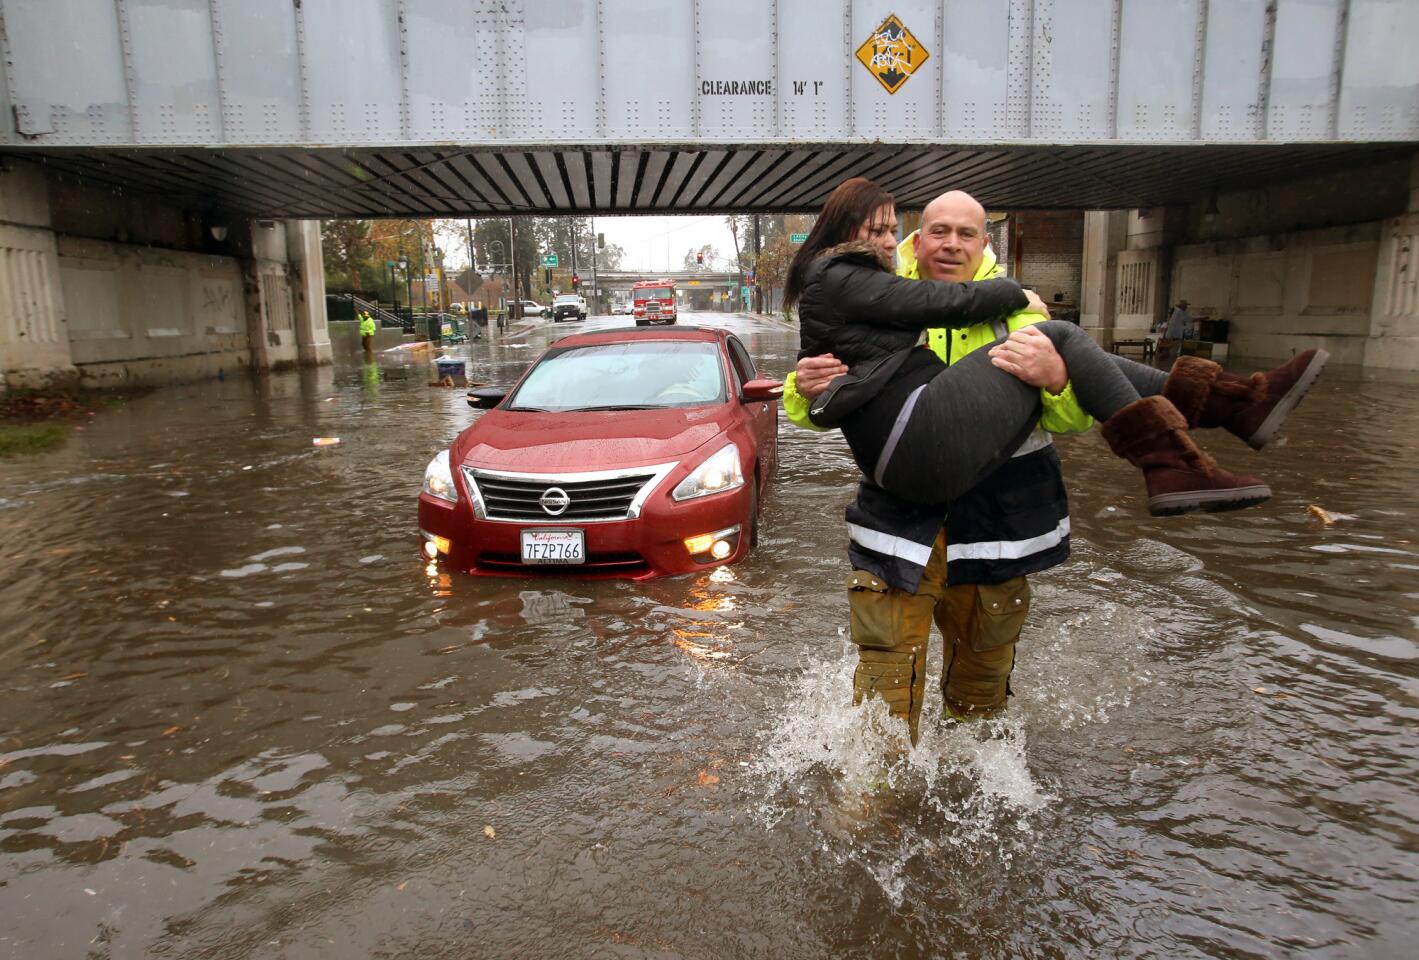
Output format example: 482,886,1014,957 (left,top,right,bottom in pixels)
683,243,720,271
